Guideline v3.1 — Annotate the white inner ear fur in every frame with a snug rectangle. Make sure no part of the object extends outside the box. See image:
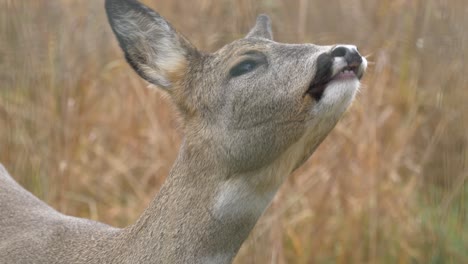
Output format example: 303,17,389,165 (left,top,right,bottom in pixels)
139,37,187,88
113,10,187,88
